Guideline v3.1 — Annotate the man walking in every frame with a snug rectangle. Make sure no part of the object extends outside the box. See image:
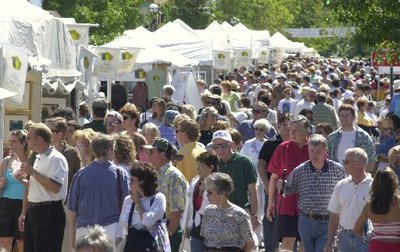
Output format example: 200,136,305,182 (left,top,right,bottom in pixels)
20,123,69,252
324,148,372,252
278,134,345,251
